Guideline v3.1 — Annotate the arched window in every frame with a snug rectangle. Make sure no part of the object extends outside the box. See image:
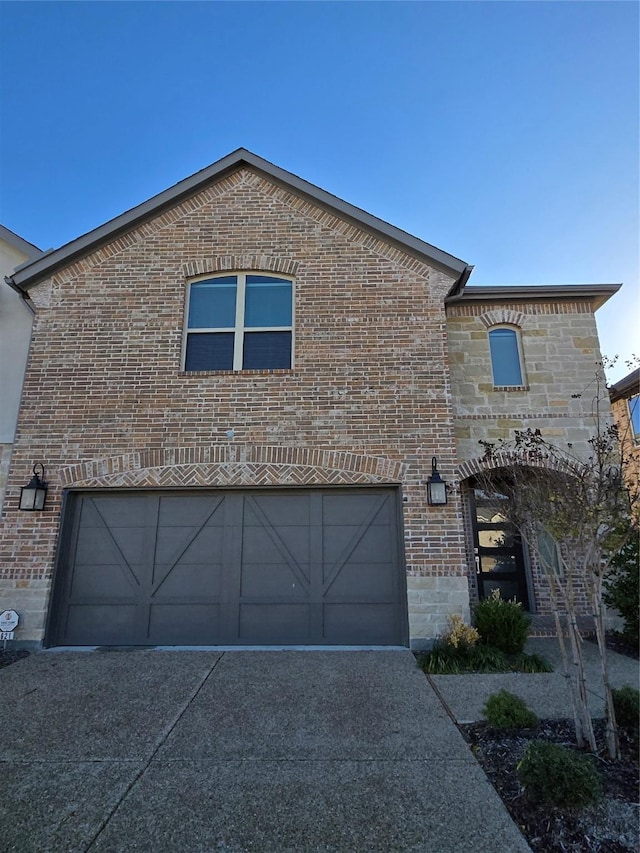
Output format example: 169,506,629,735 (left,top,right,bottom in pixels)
183,273,293,371
629,394,640,441
488,326,524,387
